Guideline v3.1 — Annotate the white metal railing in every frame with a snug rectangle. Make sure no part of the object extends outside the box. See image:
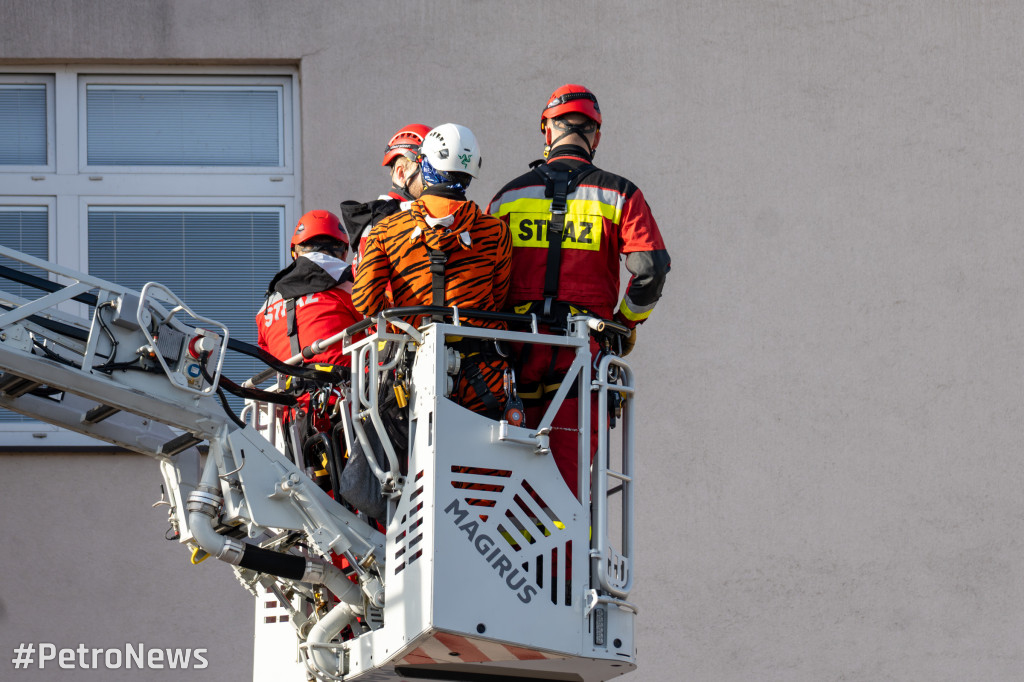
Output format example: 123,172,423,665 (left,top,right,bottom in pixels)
591,352,636,599
245,305,637,603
